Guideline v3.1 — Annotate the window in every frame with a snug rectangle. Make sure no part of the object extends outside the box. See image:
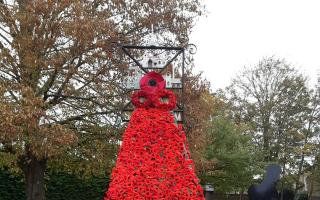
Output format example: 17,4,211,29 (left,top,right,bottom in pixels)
148,59,152,68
